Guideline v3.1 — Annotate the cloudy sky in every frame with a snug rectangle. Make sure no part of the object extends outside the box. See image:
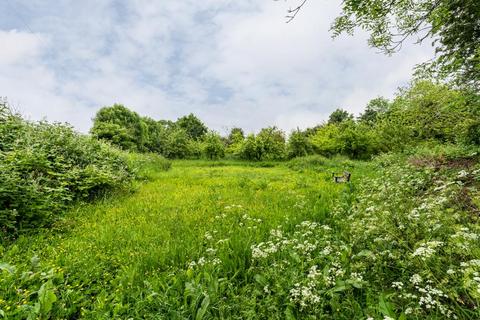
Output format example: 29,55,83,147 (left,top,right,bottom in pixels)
0,0,434,134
